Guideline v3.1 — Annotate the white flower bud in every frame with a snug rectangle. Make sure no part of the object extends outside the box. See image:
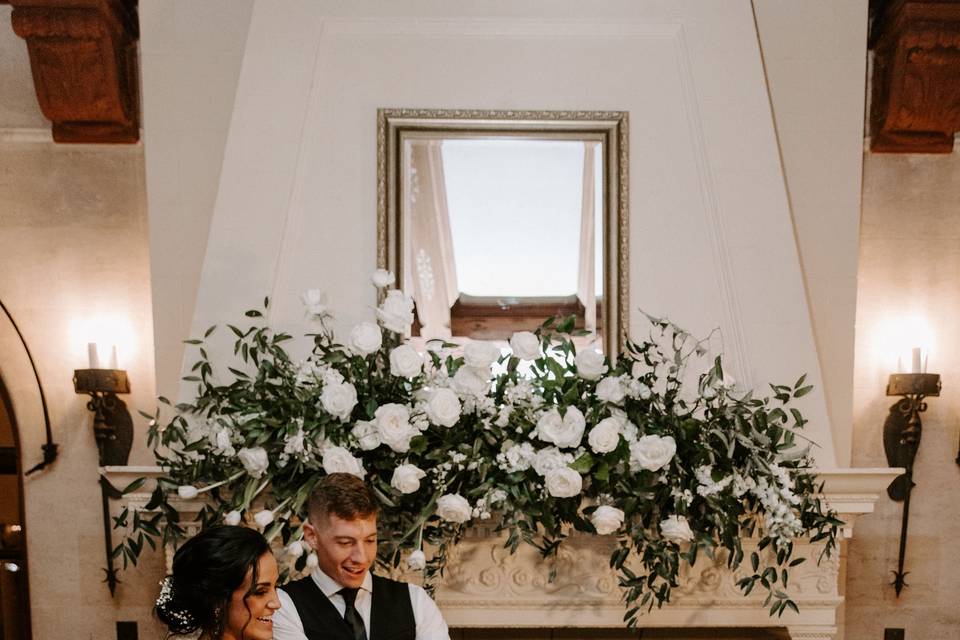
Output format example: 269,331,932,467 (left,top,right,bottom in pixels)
371,269,395,288
253,509,274,529
407,549,426,571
